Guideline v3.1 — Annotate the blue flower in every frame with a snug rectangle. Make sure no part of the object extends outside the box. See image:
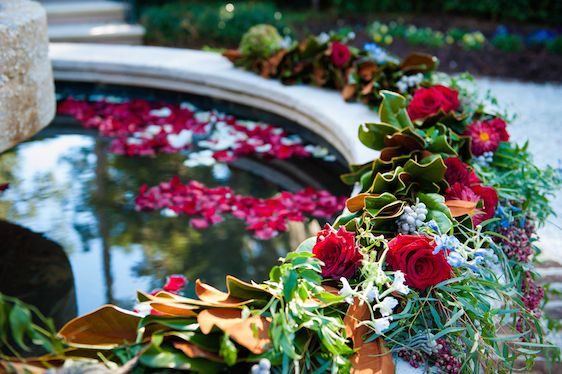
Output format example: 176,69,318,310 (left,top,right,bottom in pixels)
433,234,460,255
447,252,465,268
426,220,440,233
